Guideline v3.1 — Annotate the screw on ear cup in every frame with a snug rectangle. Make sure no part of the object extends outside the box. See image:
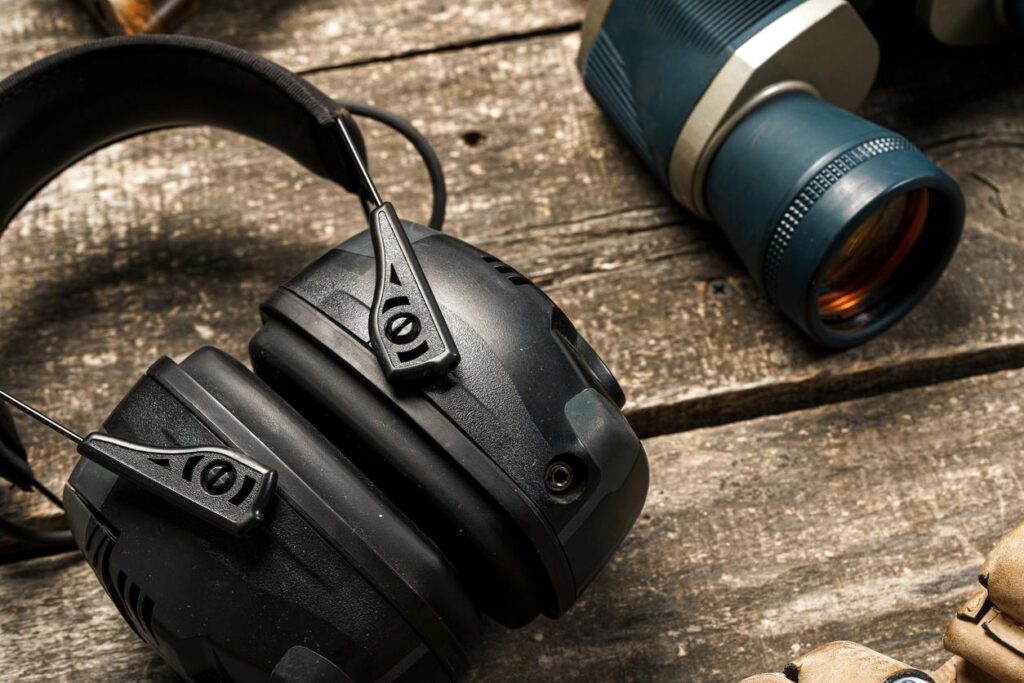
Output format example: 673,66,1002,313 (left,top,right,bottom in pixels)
64,348,479,683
